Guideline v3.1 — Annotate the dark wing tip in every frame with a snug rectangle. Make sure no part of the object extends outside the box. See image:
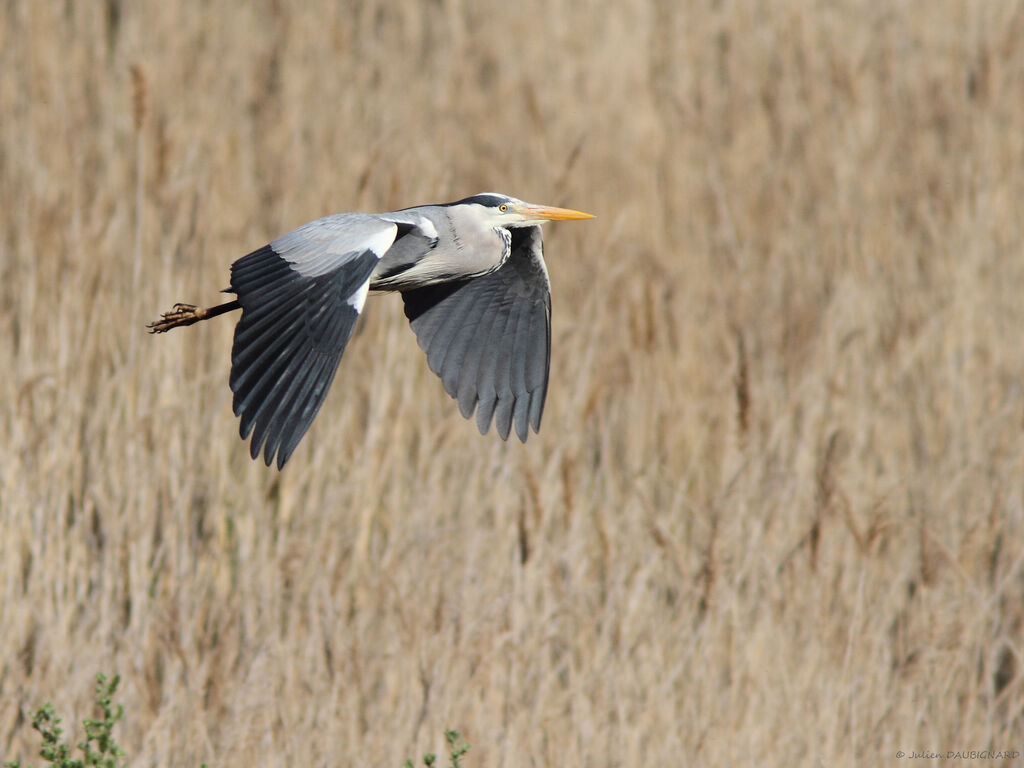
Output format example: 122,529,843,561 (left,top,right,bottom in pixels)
228,244,379,467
